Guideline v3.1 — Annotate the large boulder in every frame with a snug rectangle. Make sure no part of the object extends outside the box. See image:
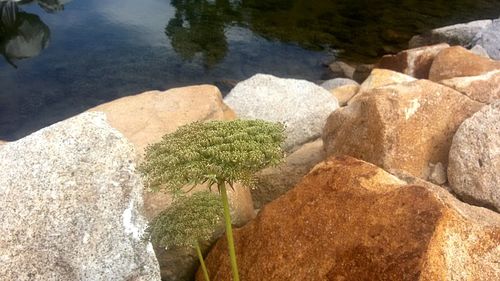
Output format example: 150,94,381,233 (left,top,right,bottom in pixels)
323,79,483,182
376,43,449,79
197,157,500,281
409,19,492,48
224,74,339,151
438,70,500,104
89,85,254,281
89,85,235,155
252,138,325,209
448,101,500,212
472,19,500,60
428,46,500,81
0,112,161,281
